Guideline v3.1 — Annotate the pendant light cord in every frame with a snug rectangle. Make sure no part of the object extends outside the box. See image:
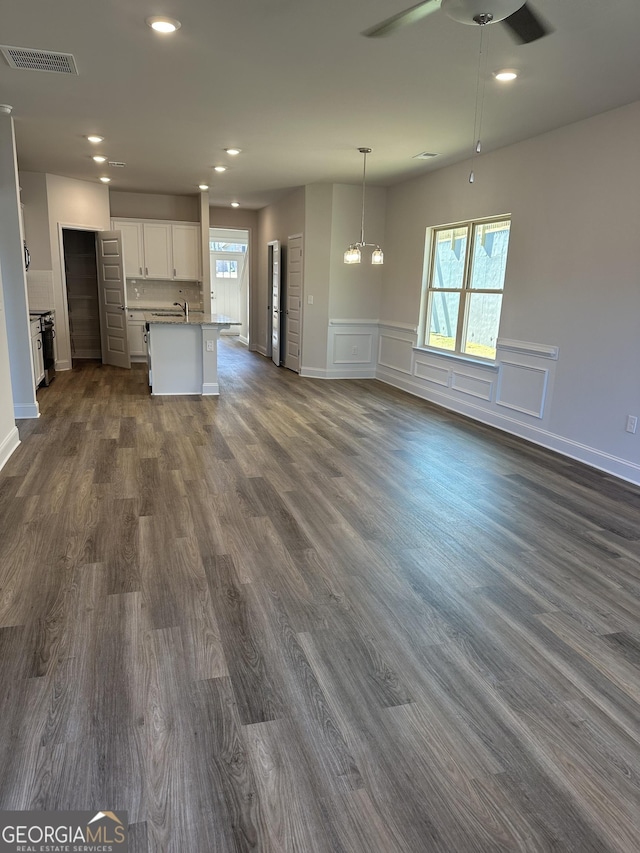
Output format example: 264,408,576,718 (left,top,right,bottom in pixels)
360,149,367,245
470,24,490,180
